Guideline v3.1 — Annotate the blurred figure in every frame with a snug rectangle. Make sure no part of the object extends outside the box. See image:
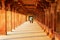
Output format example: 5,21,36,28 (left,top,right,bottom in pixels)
29,16,33,23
